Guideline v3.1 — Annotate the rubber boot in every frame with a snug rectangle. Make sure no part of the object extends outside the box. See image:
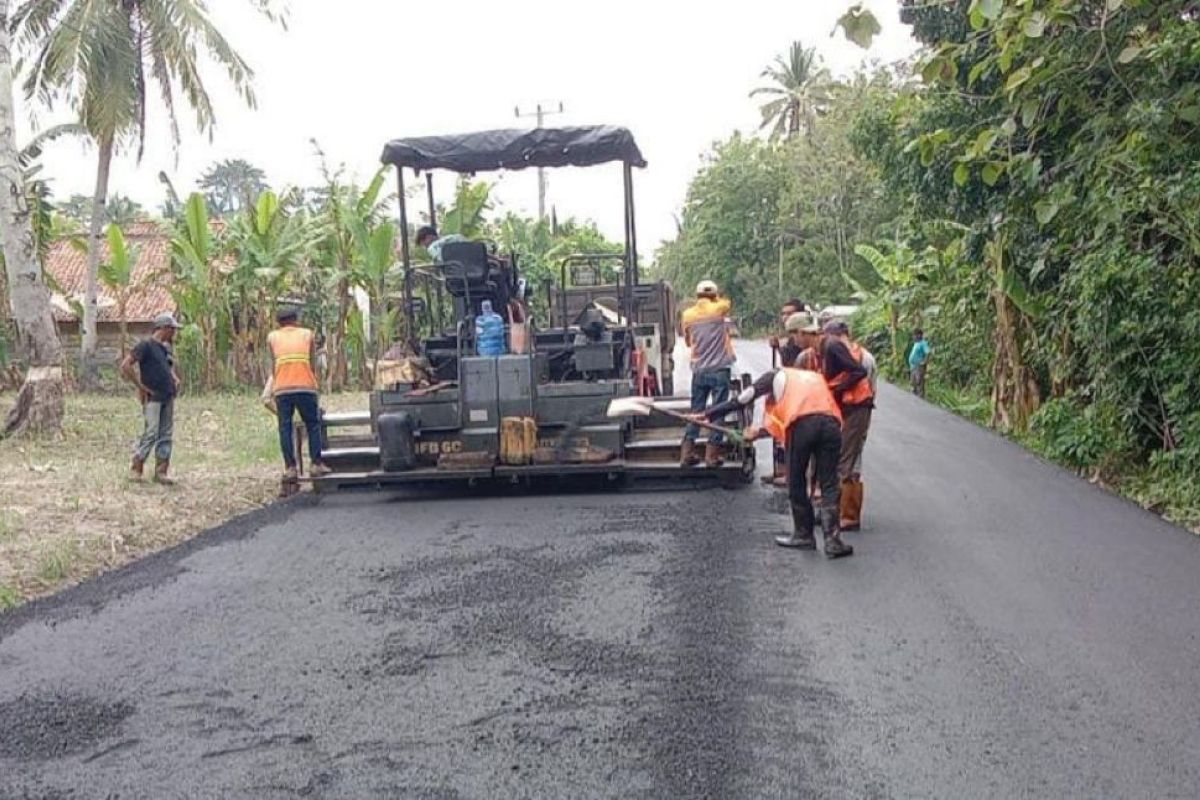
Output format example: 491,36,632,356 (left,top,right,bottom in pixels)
153,460,176,486
839,478,858,531
704,442,725,468
776,505,818,549
821,507,854,559
129,457,145,482
841,480,863,531
680,440,701,467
